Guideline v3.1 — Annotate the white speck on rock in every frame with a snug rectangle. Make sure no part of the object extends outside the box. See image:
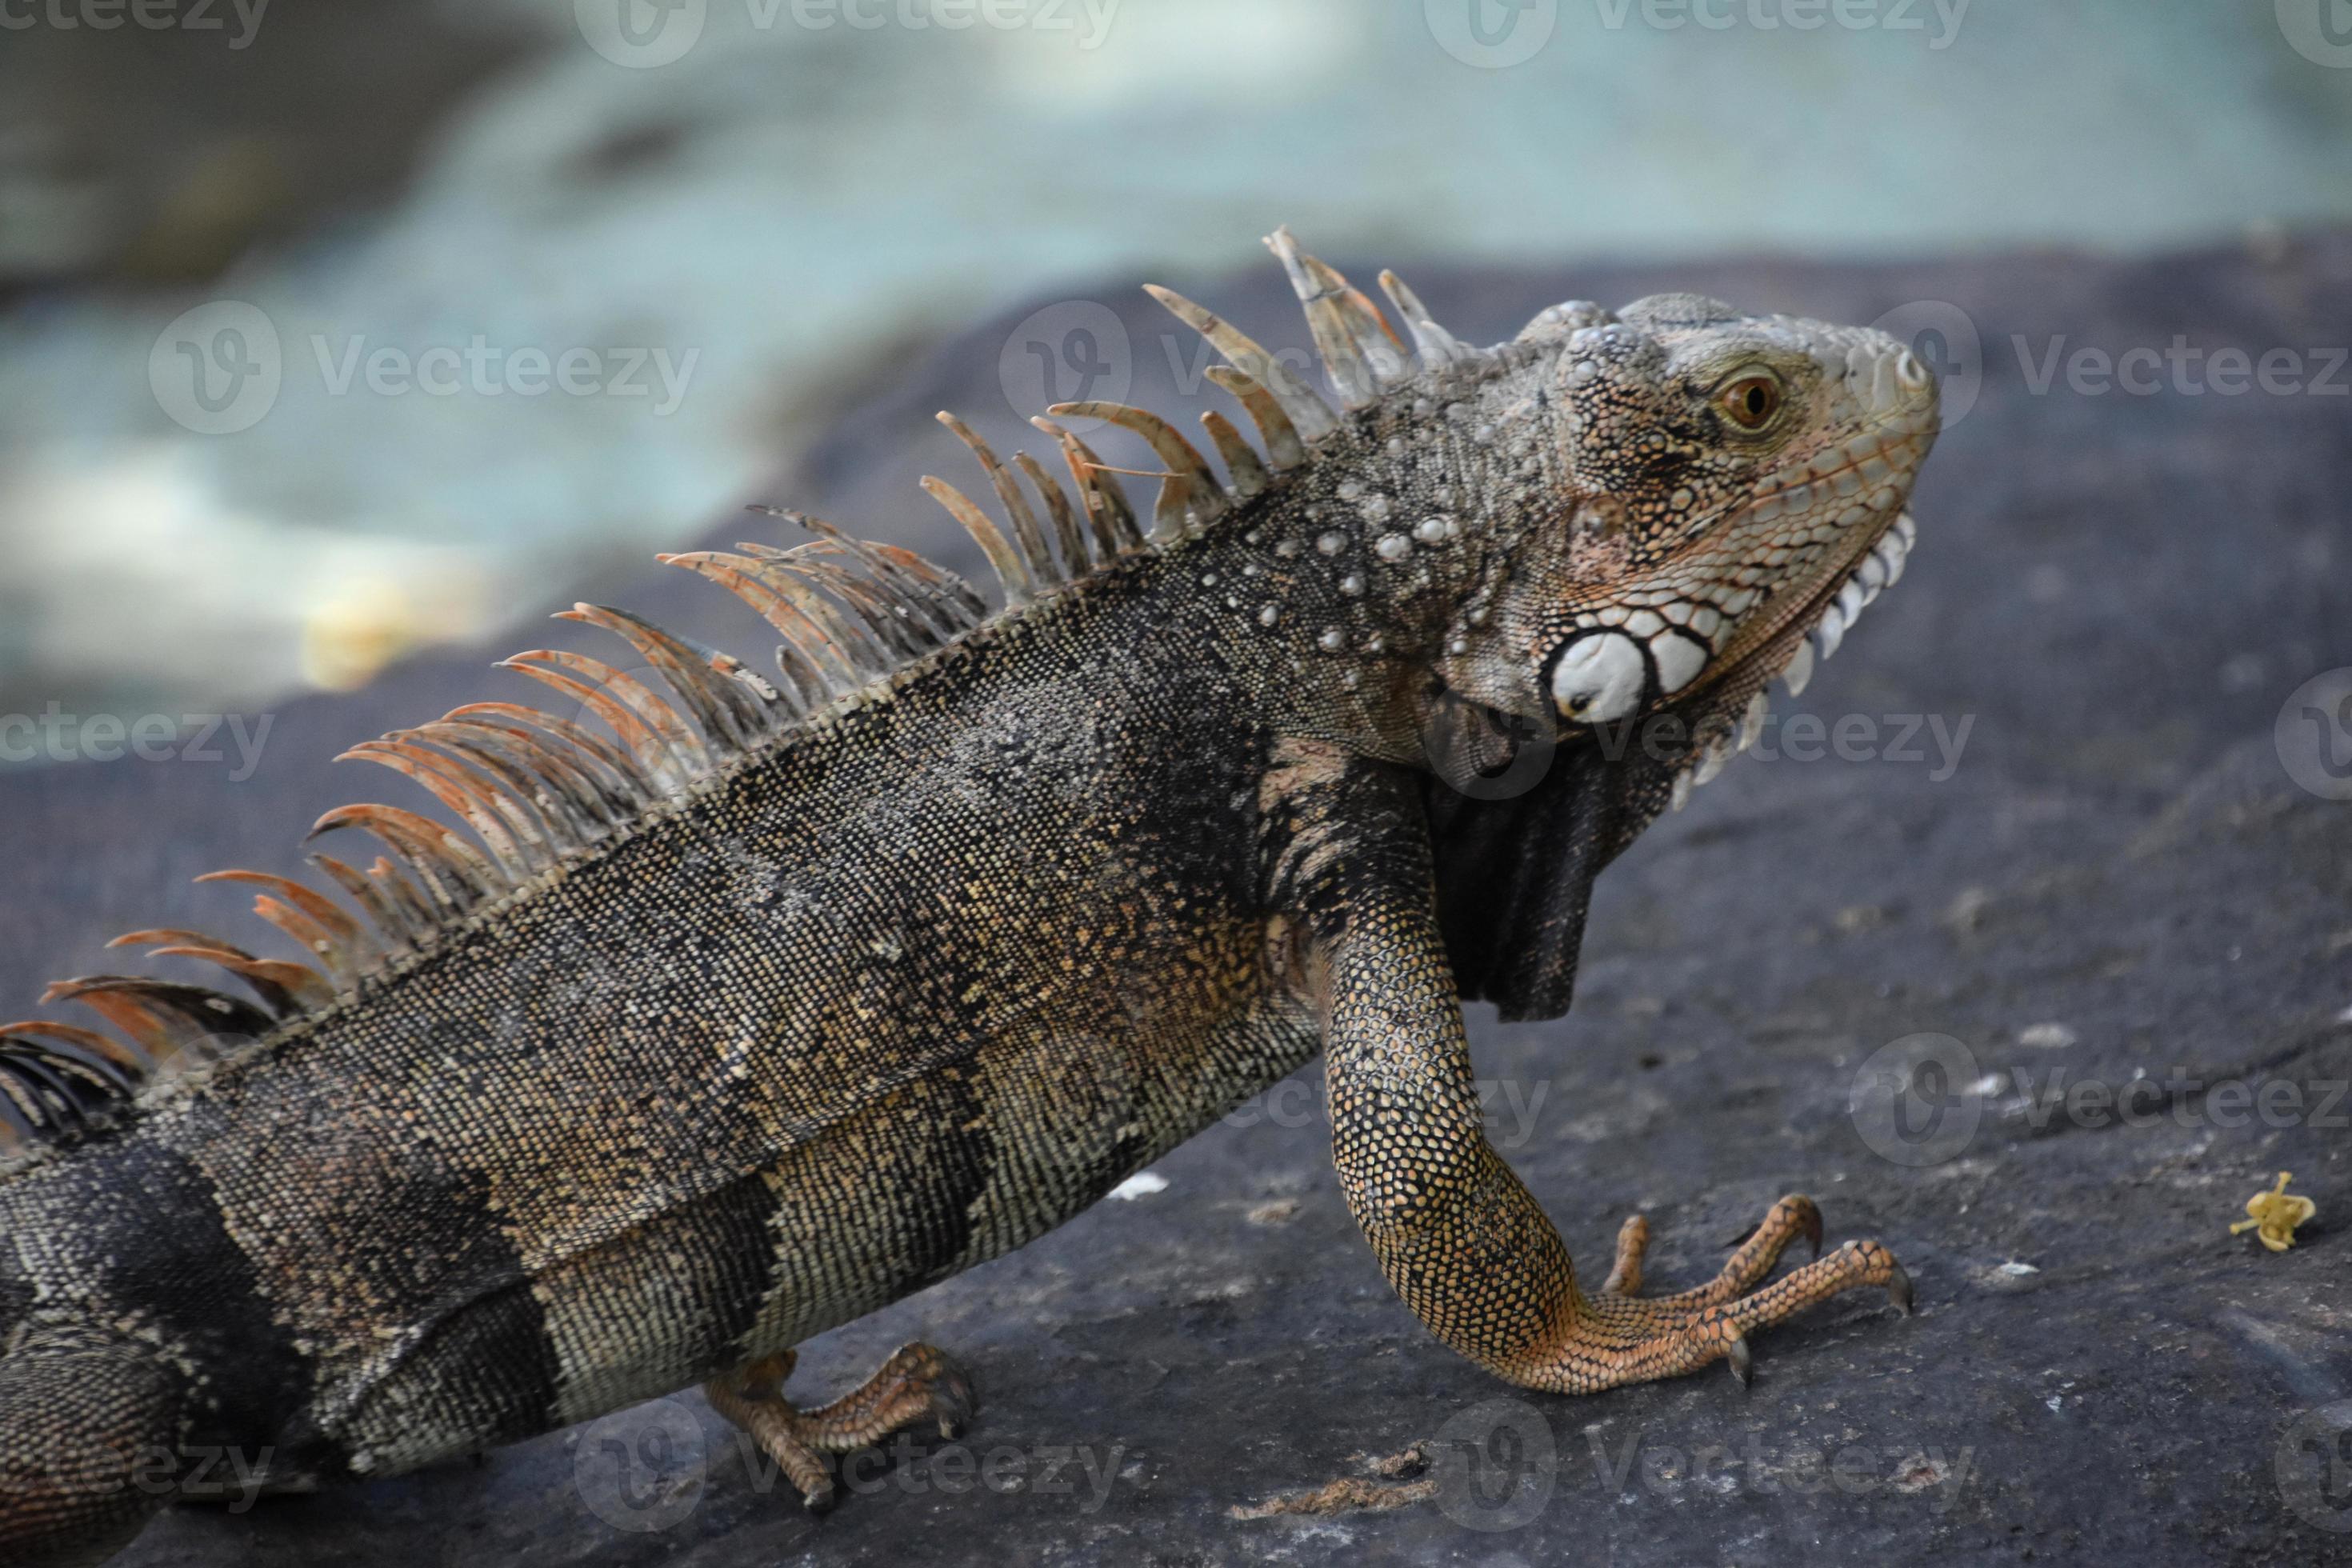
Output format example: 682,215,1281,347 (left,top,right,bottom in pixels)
2018,1022,2078,1050
1110,1172,1168,1201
